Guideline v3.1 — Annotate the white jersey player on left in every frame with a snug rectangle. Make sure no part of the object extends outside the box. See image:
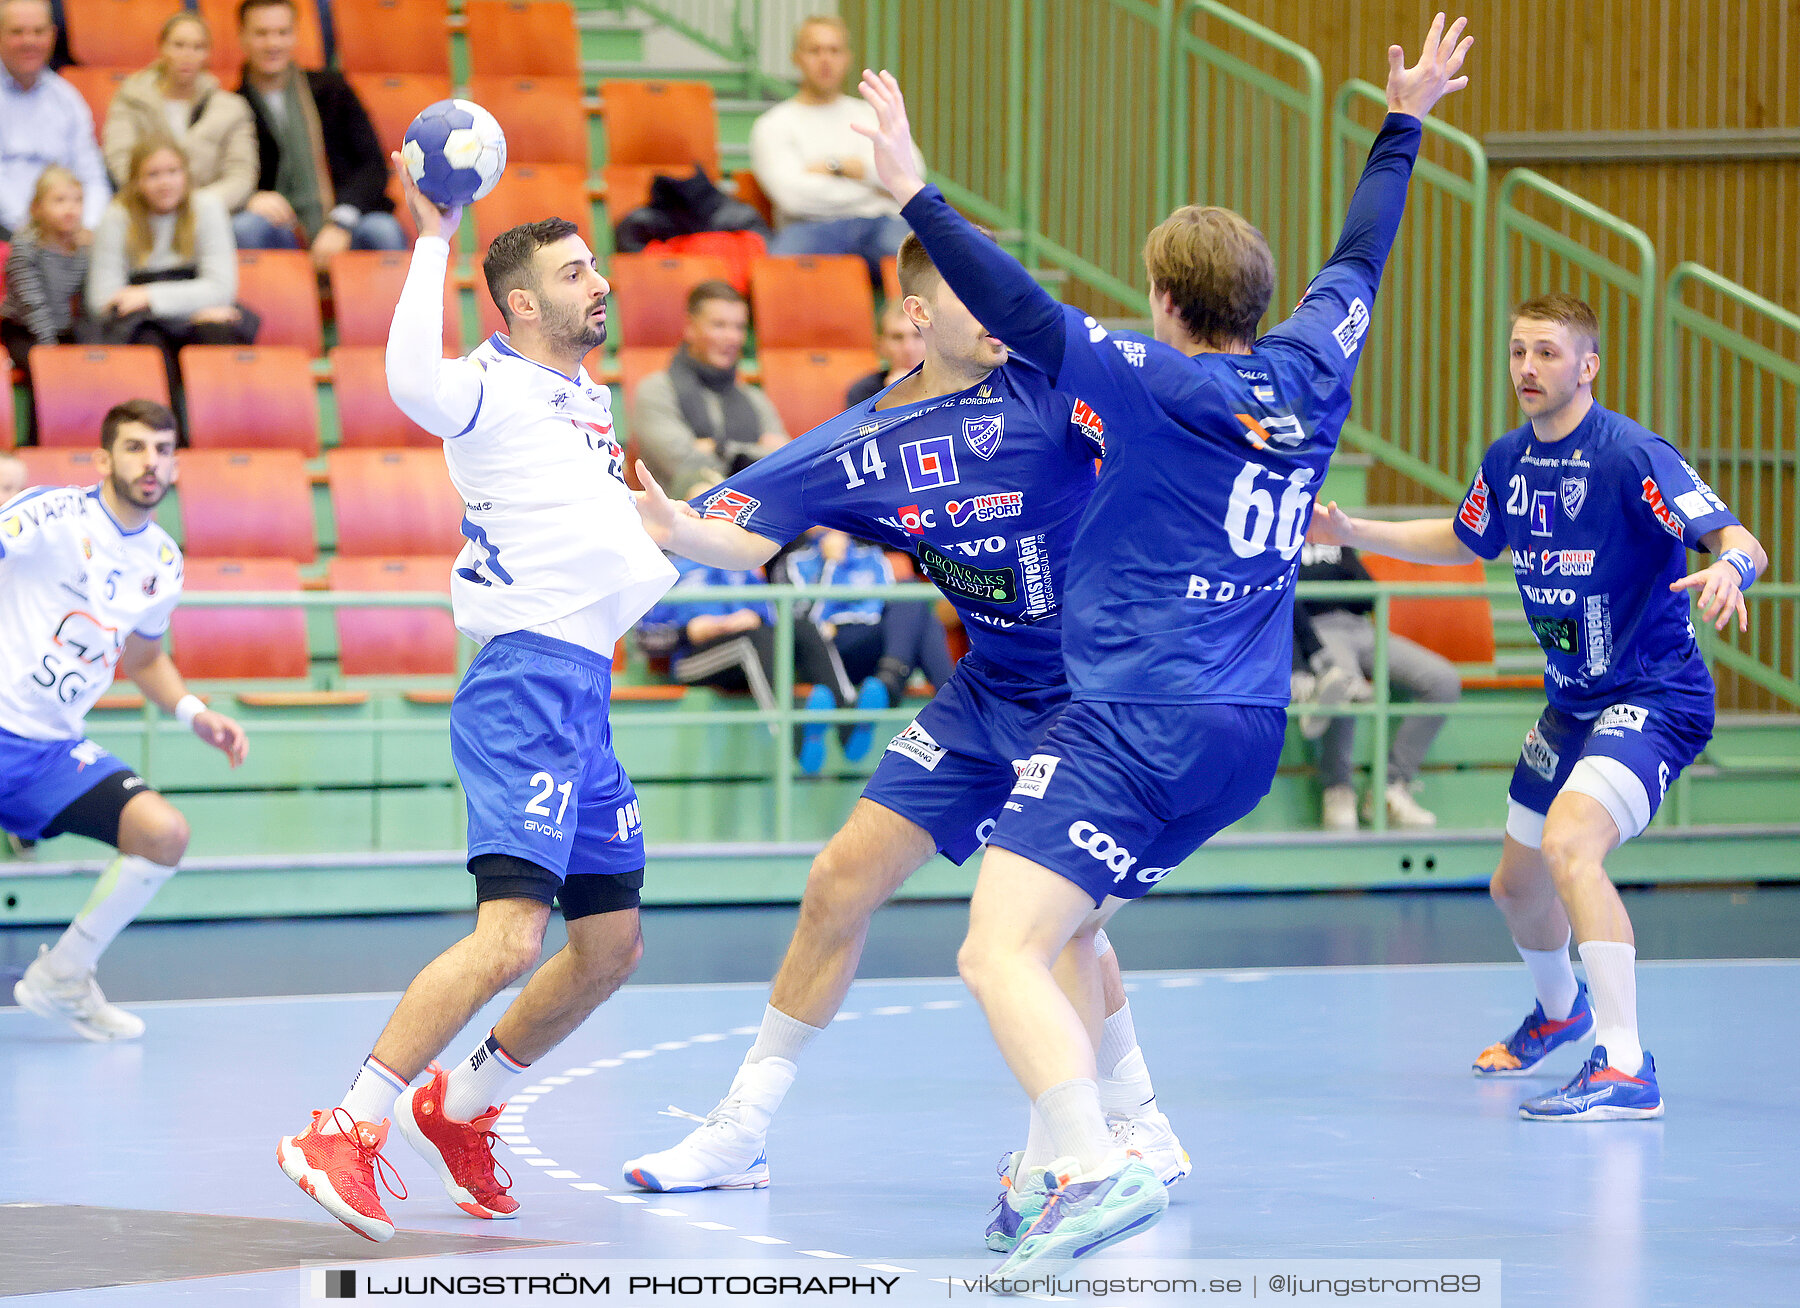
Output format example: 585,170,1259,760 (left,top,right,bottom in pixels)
279,161,676,1243
3,400,248,1040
